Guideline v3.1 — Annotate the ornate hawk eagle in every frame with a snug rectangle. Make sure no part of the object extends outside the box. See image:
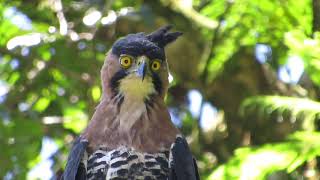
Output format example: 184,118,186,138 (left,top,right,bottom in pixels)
62,25,199,180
